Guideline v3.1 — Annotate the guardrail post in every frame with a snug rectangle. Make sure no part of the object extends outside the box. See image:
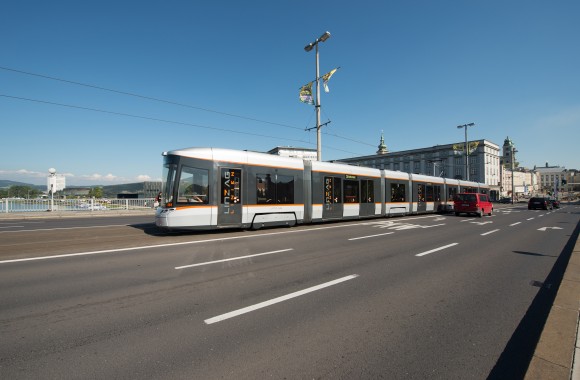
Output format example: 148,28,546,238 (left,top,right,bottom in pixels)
126,199,129,210
4,199,8,213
